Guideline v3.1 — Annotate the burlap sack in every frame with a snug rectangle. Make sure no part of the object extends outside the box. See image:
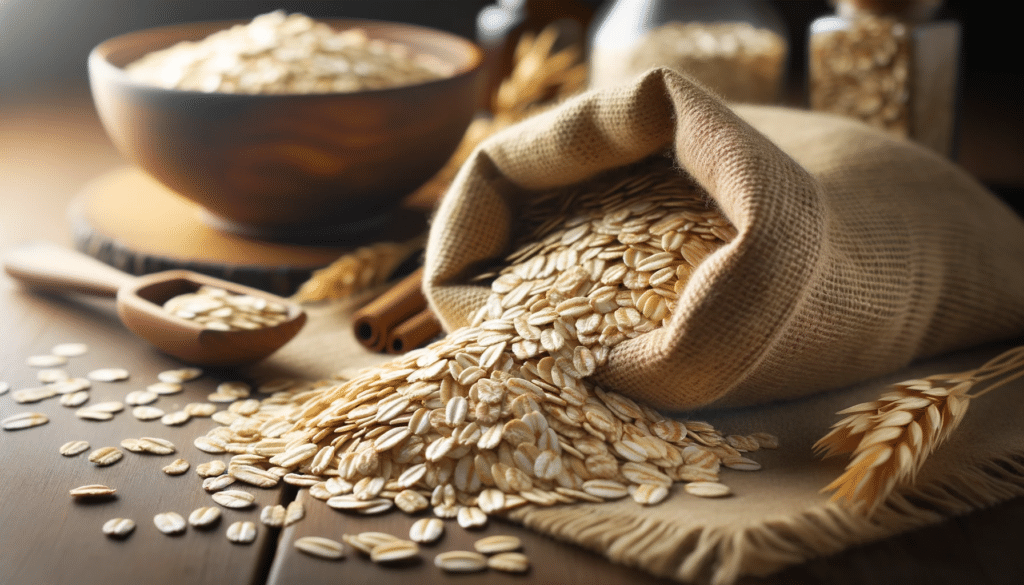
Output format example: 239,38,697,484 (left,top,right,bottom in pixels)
250,68,1024,585
422,67,1024,410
